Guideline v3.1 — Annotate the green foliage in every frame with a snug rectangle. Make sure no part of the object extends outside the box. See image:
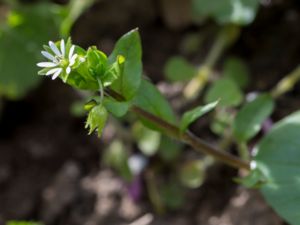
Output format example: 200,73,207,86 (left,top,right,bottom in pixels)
103,98,130,117
133,122,161,156
85,104,108,137
159,136,182,161
6,221,42,225
192,0,260,25
160,182,185,210
205,78,243,107
103,140,133,182
0,3,63,99
233,94,274,142
223,57,250,89
133,79,177,130
180,100,218,132
254,111,300,225
164,56,197,82
179,160,205,188
109,29,142,100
